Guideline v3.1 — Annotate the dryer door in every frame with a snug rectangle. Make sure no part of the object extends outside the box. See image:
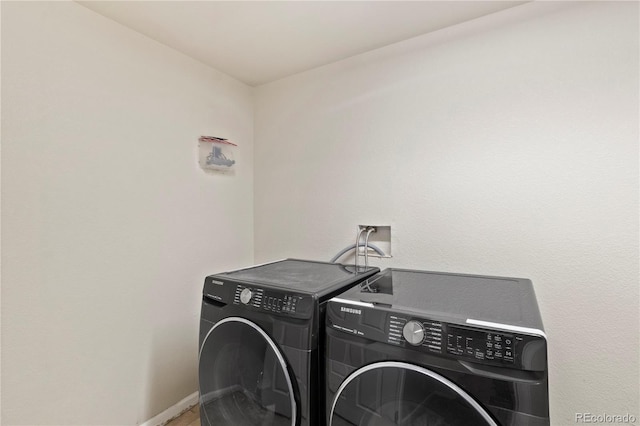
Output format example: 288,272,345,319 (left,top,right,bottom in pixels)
199,317,297,426
329,361,498,426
